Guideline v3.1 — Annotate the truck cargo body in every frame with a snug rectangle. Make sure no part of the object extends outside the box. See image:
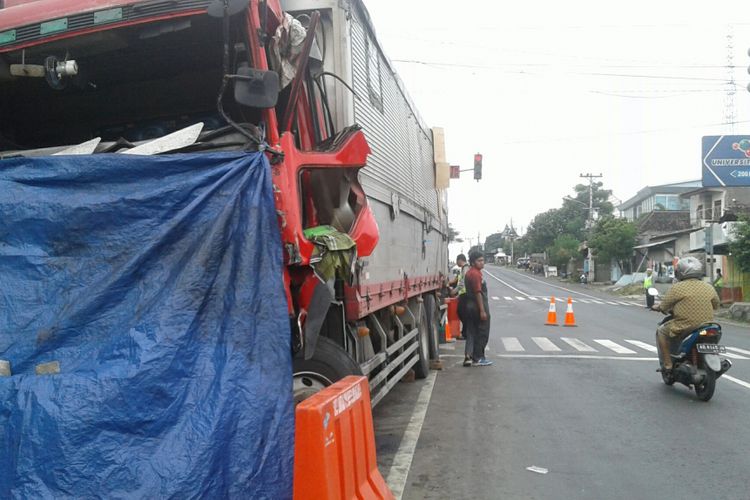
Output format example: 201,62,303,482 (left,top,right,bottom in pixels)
0,0,447,410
